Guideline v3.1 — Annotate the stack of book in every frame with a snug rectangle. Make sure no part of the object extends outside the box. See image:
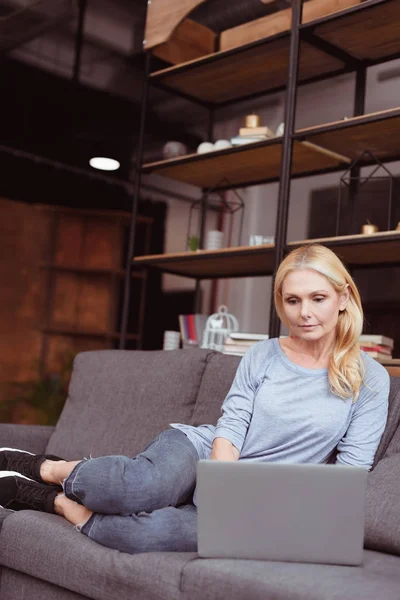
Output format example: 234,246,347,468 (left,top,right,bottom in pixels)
230,125,275,146
179,314,208,346
223,332,269,356
359,334,394,362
